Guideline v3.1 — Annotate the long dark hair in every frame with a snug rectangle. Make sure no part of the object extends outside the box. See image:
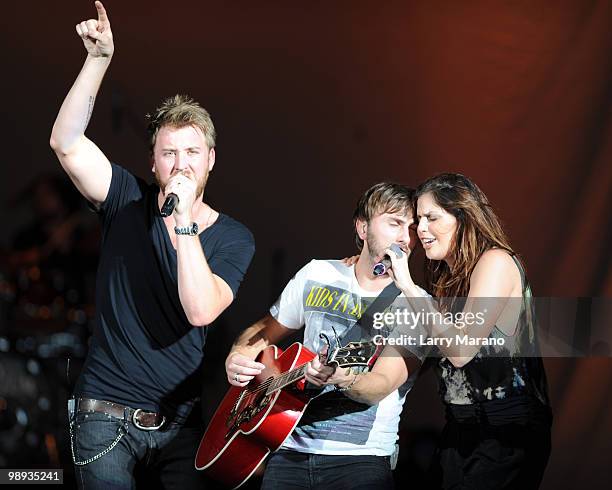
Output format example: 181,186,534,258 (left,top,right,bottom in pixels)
414,173,516,303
